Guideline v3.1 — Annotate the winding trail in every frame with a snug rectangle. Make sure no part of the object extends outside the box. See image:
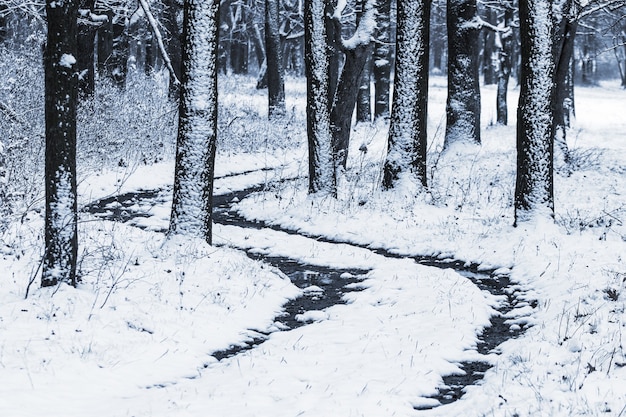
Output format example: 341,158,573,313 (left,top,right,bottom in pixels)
84,169,535,409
